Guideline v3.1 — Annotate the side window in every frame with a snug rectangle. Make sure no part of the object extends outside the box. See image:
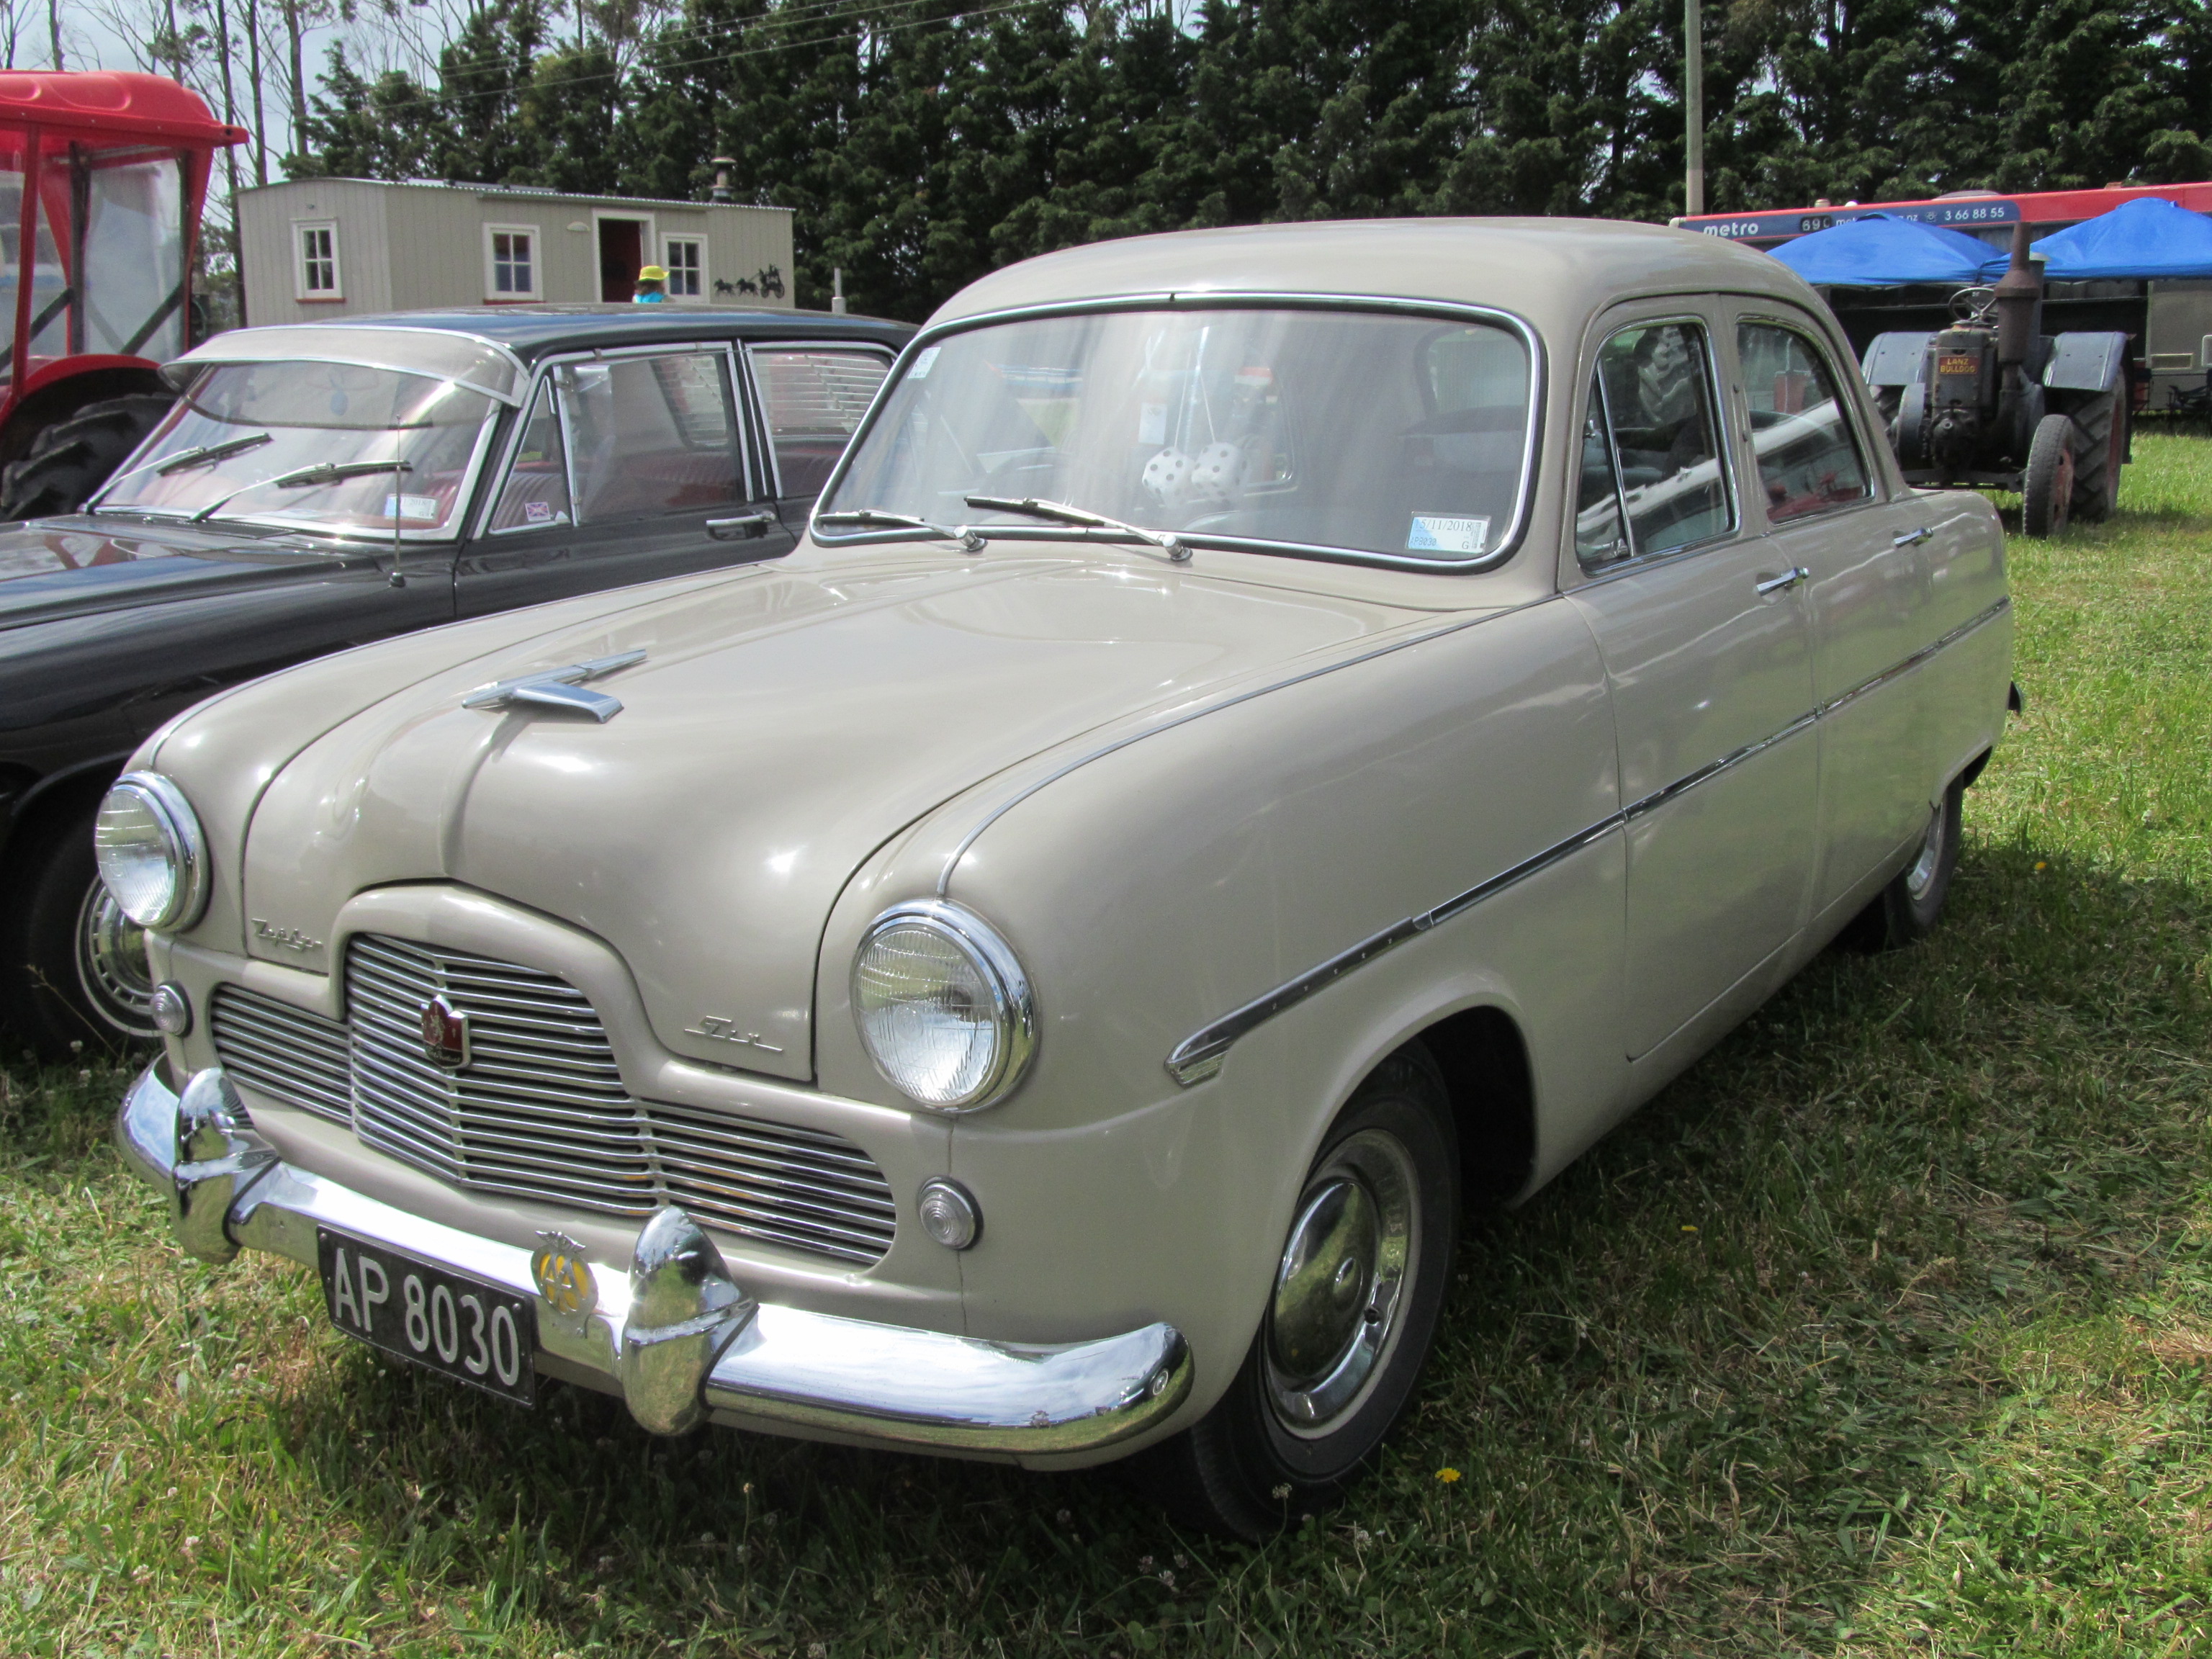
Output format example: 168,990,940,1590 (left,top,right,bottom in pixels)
295,222,340,300
558,352,745,522
1582,320,1734,565
487,381,572,532
1575,369,1630,566
750,347,892,498
1737,321,1872,523
485,226,539,301
664,237,704,298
